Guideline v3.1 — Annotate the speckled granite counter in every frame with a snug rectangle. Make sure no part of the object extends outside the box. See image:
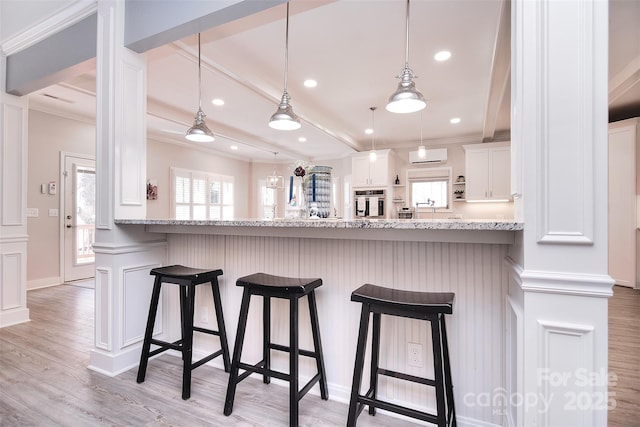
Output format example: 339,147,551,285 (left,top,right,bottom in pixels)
115,218,523,244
